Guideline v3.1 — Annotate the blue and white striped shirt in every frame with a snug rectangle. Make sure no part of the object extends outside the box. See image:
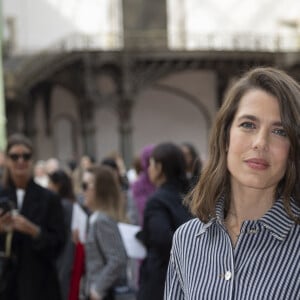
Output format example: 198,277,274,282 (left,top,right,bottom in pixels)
165,198,300,299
